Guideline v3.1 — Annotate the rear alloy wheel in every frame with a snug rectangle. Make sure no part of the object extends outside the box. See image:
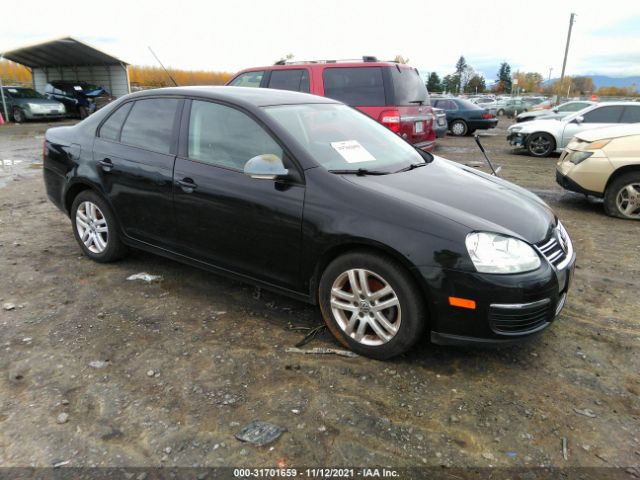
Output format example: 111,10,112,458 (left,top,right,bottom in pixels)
319,251,426,359
450,120,468,136
71,190,127,262
604,172,640,220
12,107,25,123
526,132,555,157
497,109,505,116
